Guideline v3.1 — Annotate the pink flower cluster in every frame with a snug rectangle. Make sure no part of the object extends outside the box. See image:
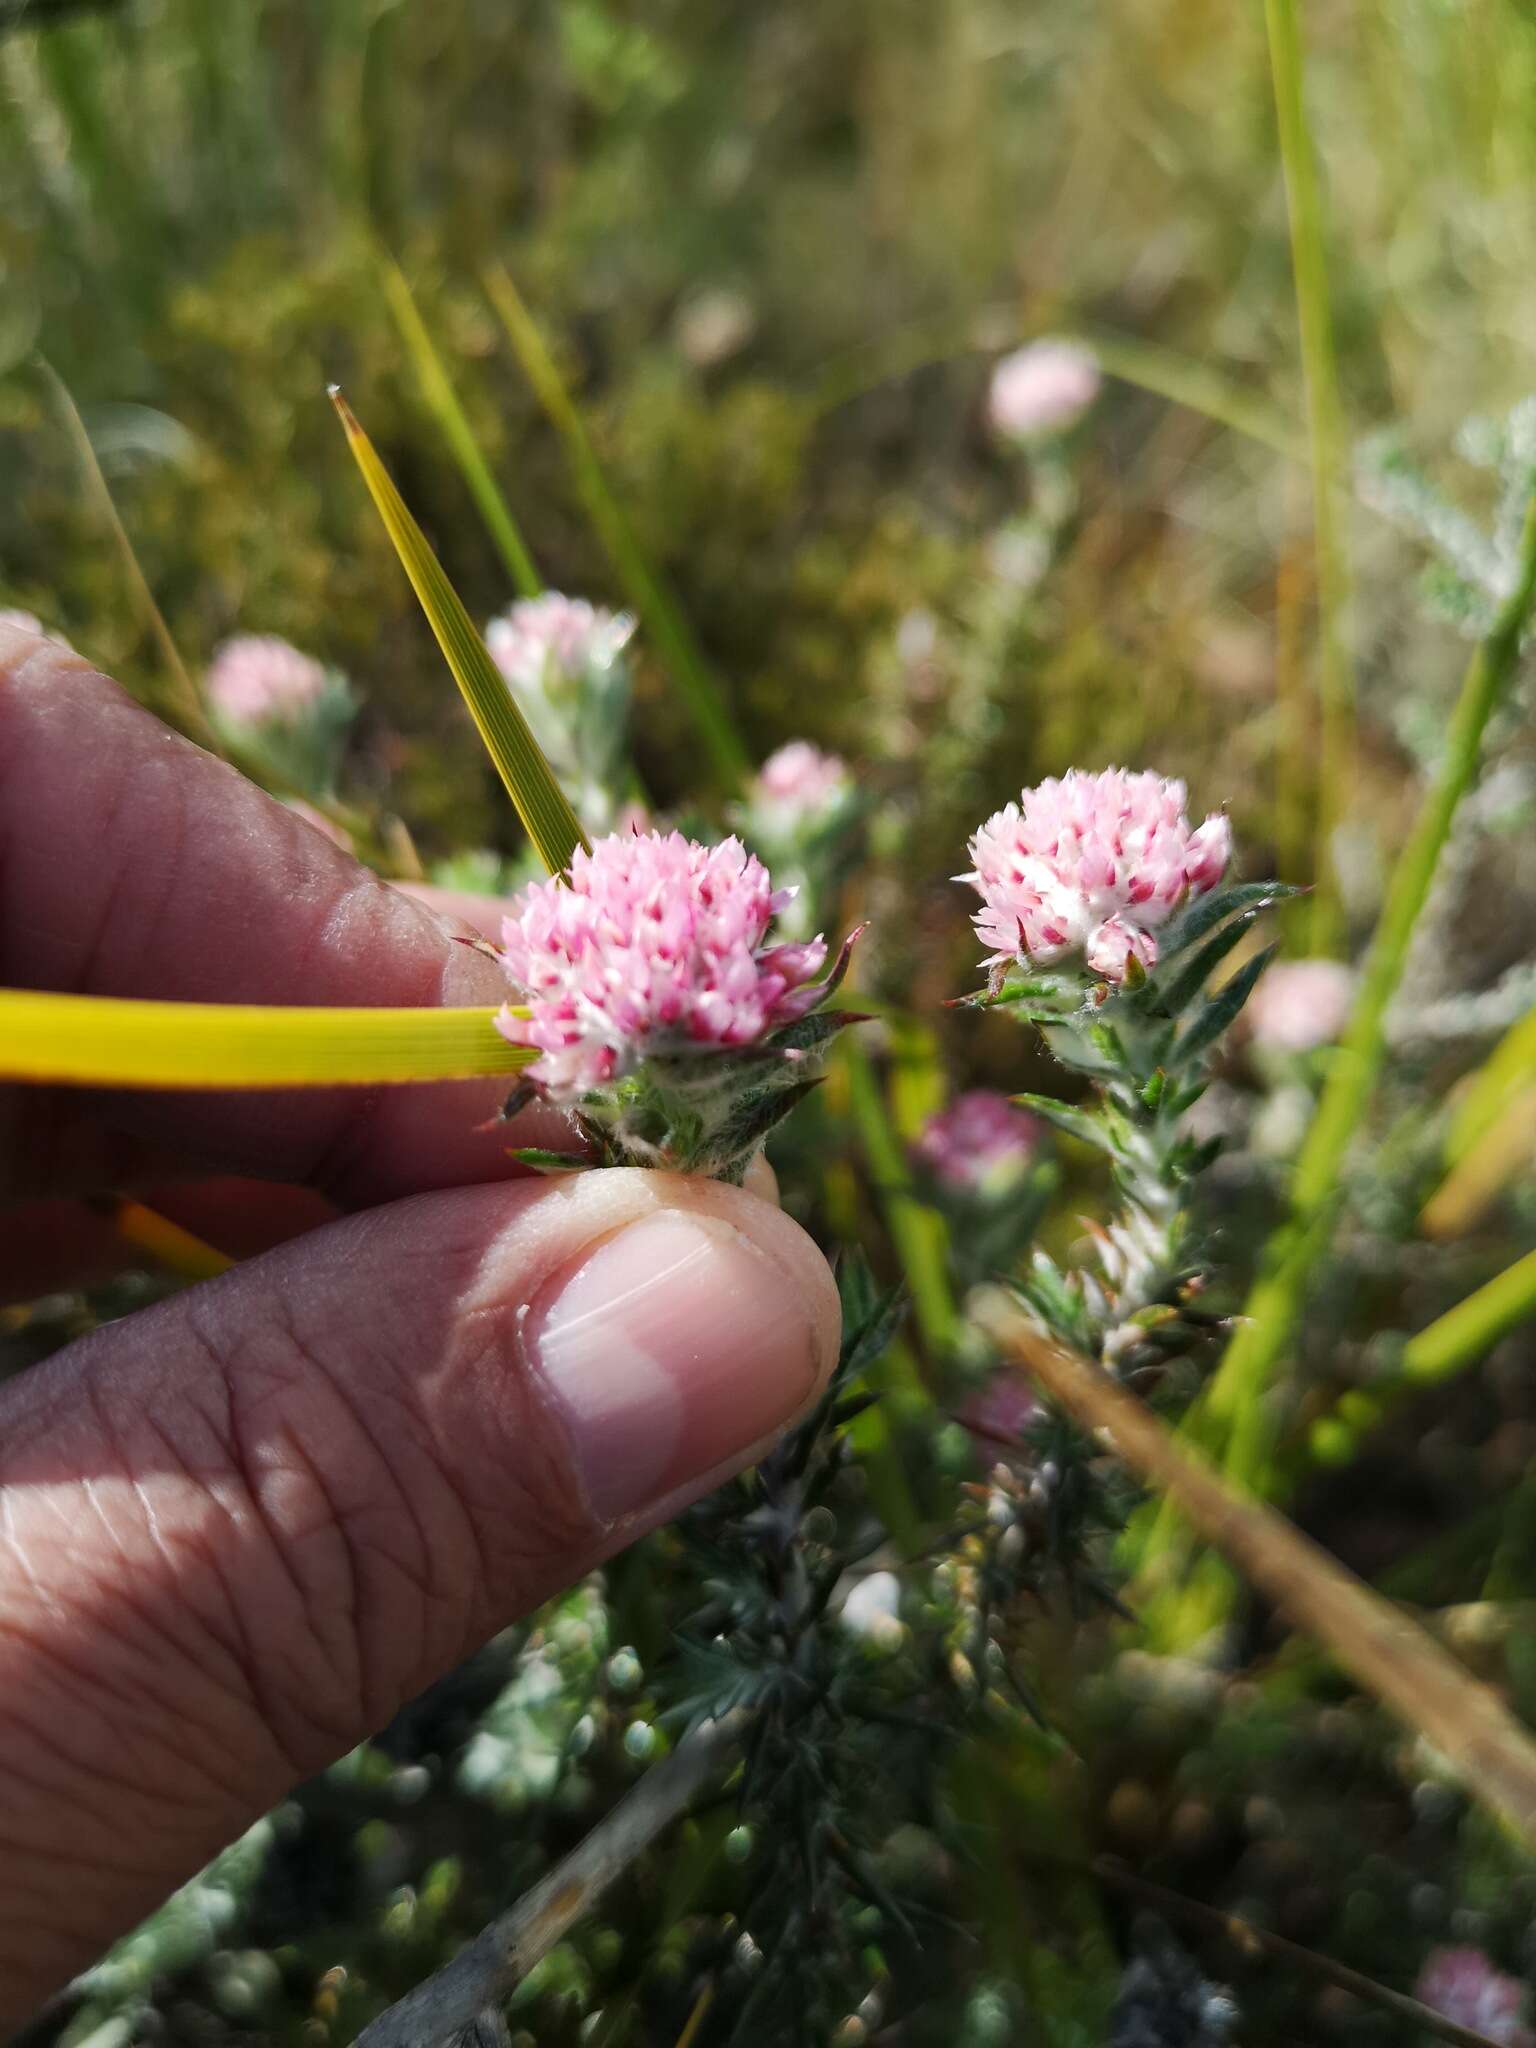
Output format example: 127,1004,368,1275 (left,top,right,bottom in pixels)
962,767,1231,984
206,635,329,728
486,593,634,696
957,1373,1043,1455
988,341,1101,442
496,829,830,1097
1246,958,1354,1053
753,741,852,828
914,1090,1040,1194
1415,1949,1533,2048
